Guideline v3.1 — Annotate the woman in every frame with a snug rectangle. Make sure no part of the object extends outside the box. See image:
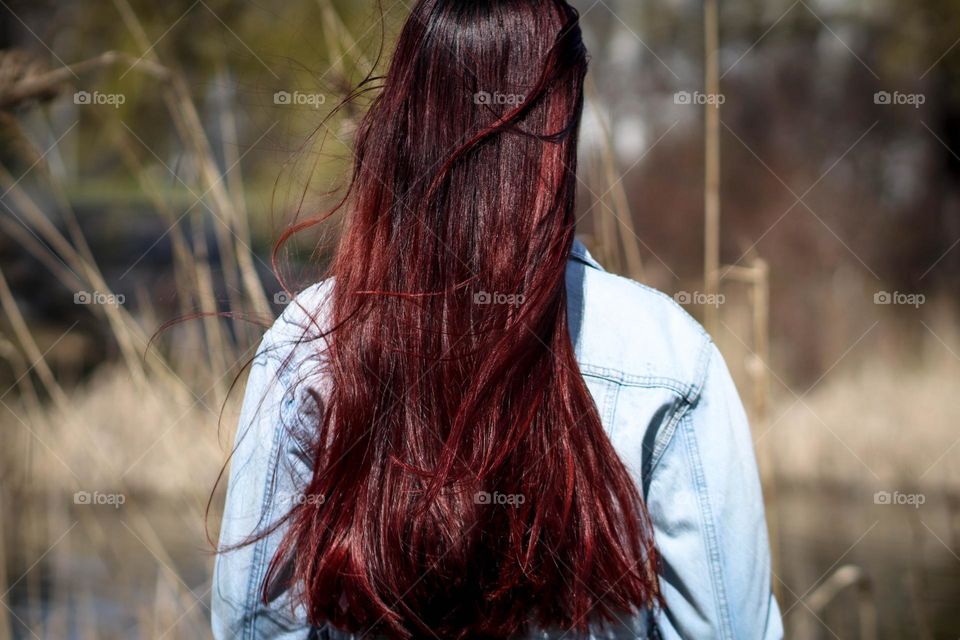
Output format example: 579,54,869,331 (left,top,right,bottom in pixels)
212,0,782,638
